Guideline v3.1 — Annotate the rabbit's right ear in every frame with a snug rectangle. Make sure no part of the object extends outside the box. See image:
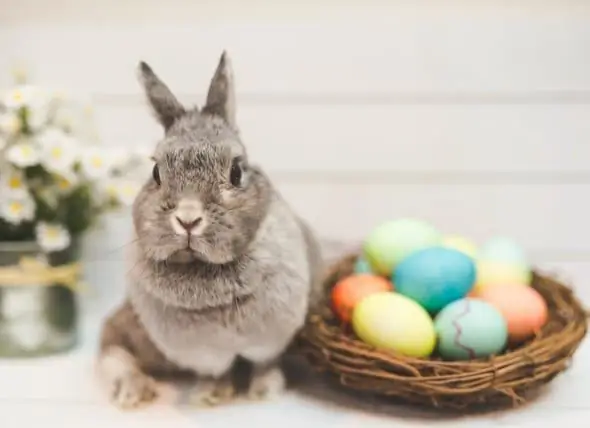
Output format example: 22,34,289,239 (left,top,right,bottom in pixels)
137,61,186,131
